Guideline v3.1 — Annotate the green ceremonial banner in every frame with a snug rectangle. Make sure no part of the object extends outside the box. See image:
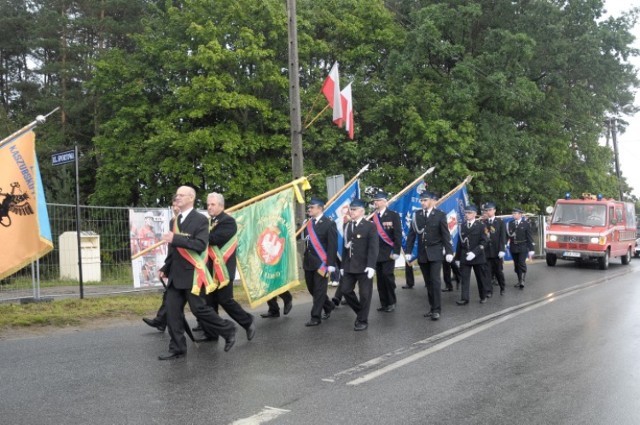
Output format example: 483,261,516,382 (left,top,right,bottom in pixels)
230,188,300,308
